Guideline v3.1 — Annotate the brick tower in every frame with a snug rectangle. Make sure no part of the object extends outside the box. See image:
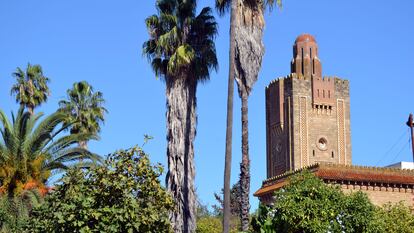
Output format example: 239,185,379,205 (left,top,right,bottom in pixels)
265,34,351,178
